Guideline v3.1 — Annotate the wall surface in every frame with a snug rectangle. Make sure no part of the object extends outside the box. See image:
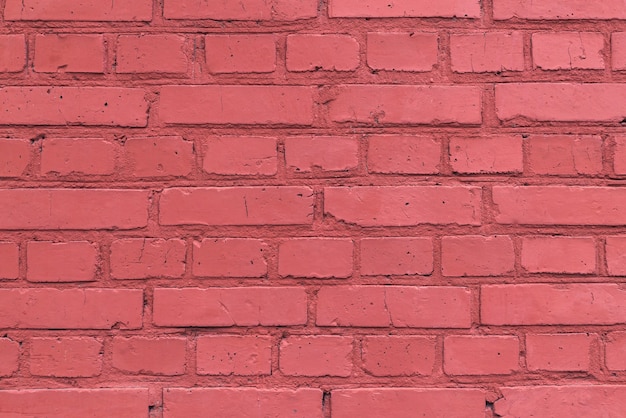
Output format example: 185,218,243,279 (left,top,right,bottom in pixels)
1,0,626,417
